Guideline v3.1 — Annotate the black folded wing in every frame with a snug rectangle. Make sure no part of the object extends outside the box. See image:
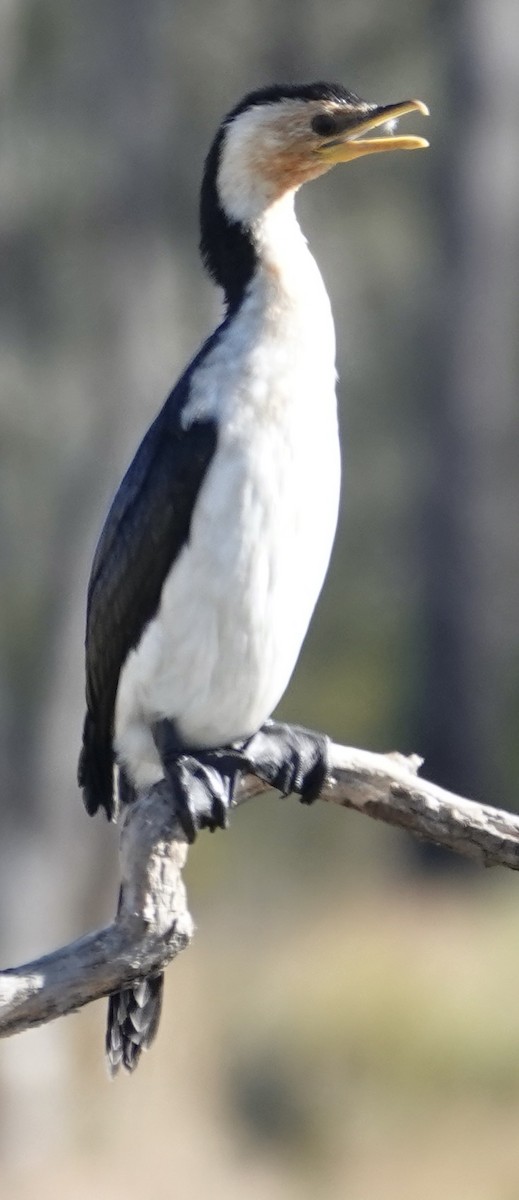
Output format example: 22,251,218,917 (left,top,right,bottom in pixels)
78,374,218,820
